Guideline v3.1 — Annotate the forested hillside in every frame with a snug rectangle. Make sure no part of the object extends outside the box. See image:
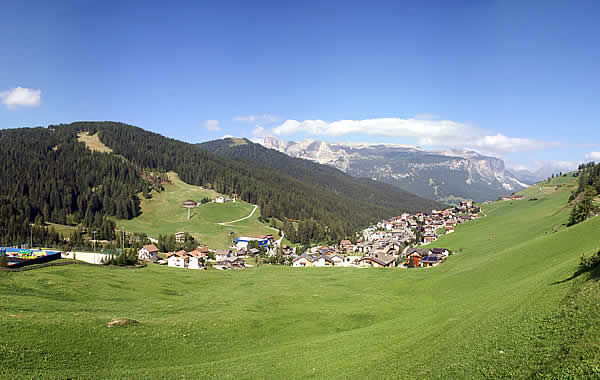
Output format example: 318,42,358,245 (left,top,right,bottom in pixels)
0,122,441,244
198,137,443,215
0,127,145,243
